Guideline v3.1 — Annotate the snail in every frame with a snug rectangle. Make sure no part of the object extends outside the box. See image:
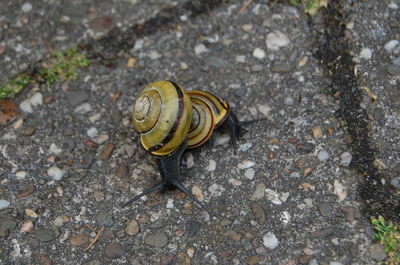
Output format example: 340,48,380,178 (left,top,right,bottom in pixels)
122,80,265,210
